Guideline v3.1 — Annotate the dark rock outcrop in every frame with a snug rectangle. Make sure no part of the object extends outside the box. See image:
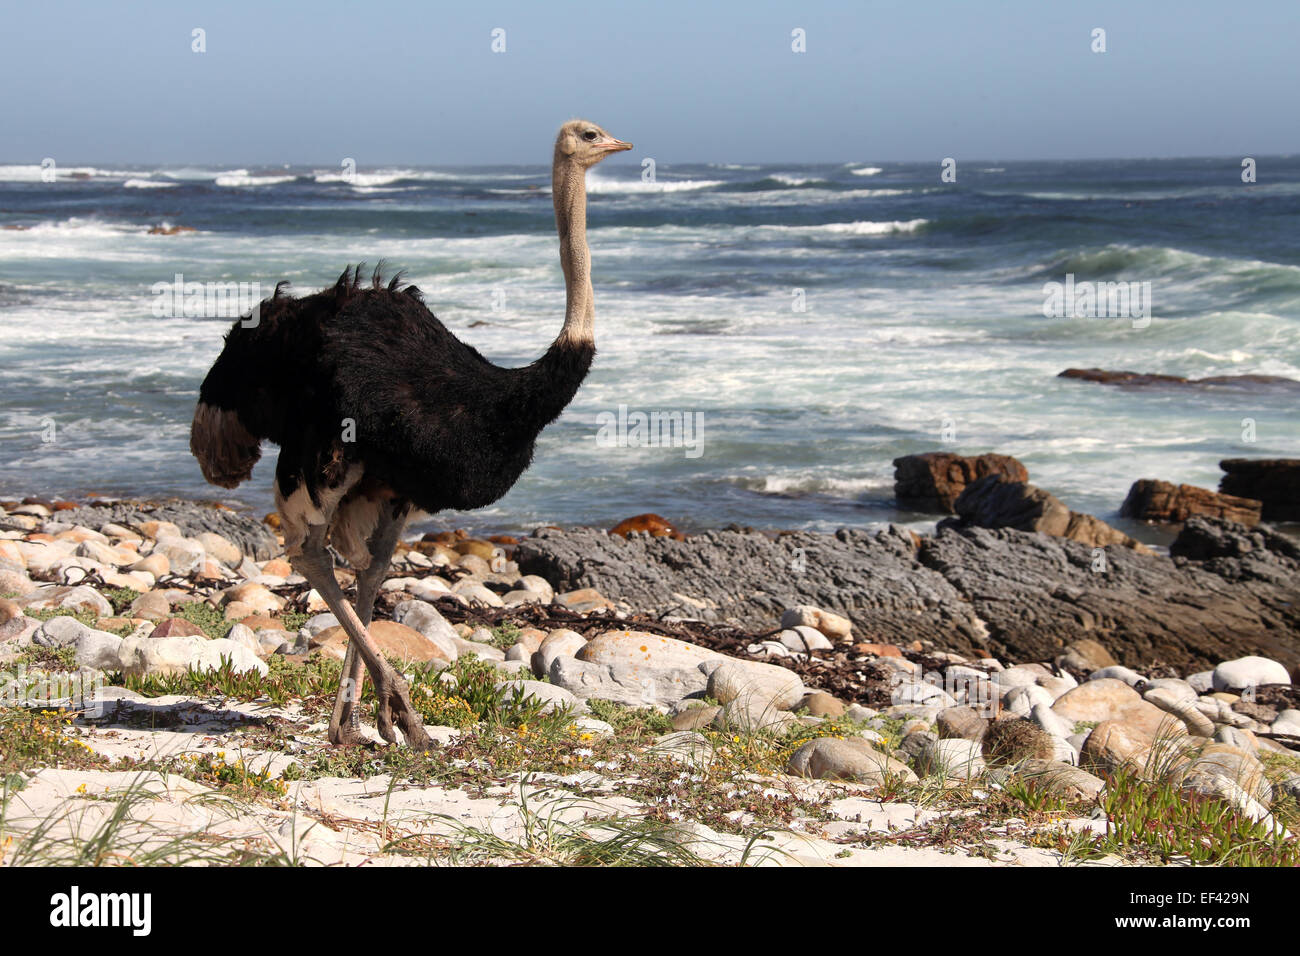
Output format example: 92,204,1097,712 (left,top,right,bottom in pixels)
893,452,1028,513
1120,479,1262,526
945,475,1147,551
1219,459,1300,522
52,499,278,560
516,518,1300,677
1060,368,1300,391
